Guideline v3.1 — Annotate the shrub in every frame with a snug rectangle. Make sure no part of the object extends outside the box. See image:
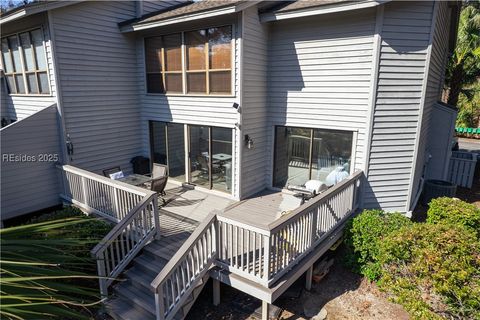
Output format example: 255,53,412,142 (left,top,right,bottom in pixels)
378,223,480,319
344,209,413,280
427,197,480,237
